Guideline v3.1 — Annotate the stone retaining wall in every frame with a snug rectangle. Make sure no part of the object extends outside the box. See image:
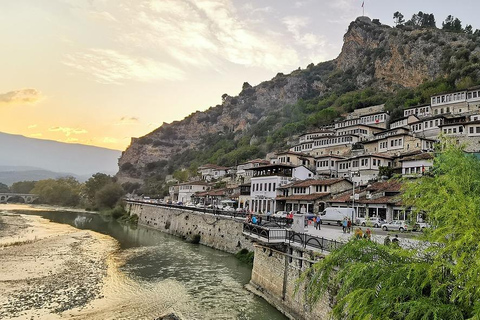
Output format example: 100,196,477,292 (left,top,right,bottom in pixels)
248,244,331,320
127,202,253,253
